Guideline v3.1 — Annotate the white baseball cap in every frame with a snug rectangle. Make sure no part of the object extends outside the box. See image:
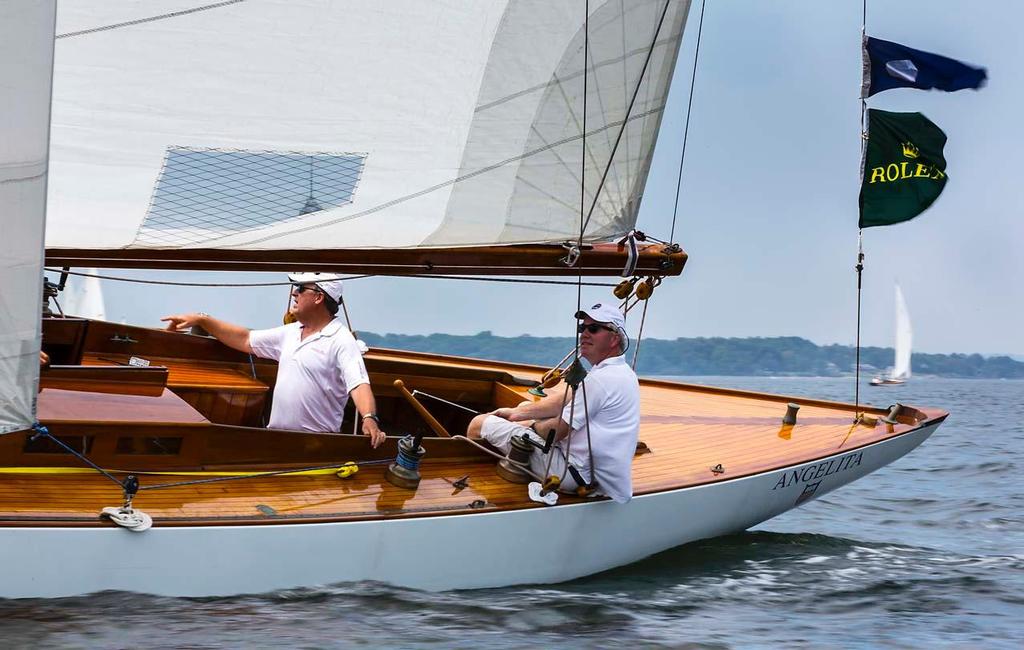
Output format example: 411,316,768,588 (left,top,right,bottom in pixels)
288,272,344,303
574,302,629,352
